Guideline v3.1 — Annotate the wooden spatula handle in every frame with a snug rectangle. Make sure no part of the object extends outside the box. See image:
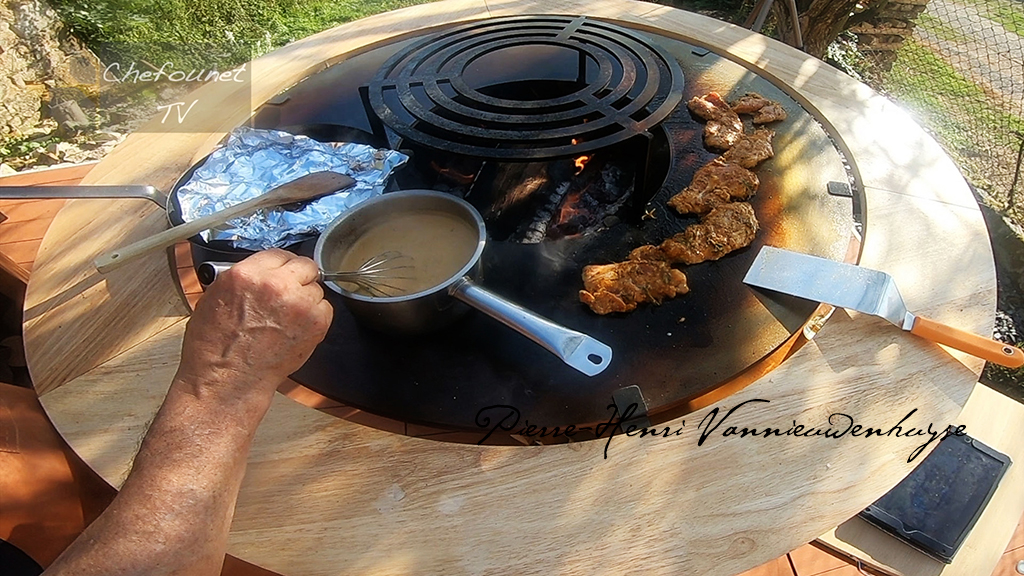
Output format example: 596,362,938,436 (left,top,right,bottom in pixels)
94,193,275,273
911,316,1024,368
94,172,355,274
